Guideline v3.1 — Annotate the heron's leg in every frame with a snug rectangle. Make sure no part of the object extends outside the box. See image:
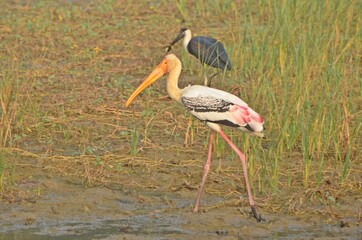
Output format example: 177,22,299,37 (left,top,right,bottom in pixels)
217,129,265,222
193,130,214,213
204,72,220,87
